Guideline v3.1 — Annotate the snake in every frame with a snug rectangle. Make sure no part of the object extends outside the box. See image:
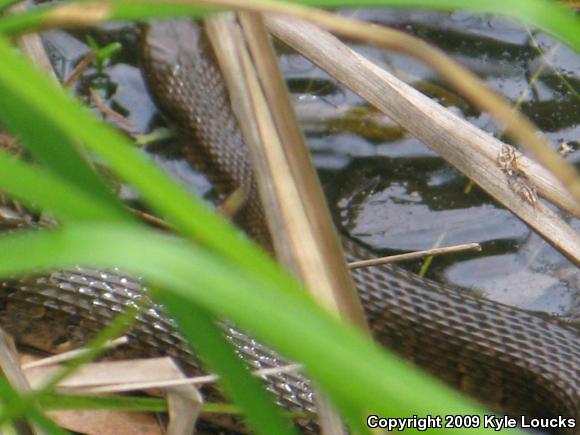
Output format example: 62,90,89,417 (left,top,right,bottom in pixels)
0,19,578,434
